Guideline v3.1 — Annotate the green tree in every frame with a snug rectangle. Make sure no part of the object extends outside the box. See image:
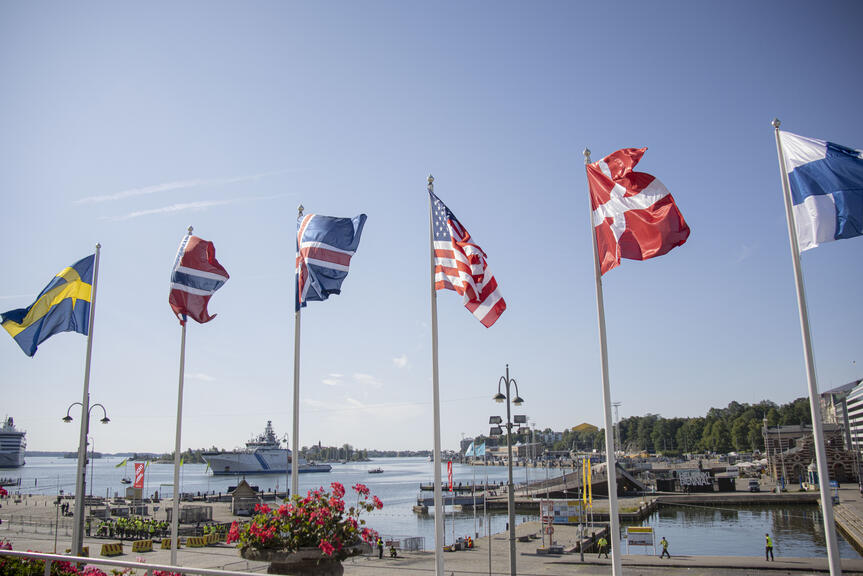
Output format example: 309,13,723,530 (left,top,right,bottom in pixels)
730,417,750,452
